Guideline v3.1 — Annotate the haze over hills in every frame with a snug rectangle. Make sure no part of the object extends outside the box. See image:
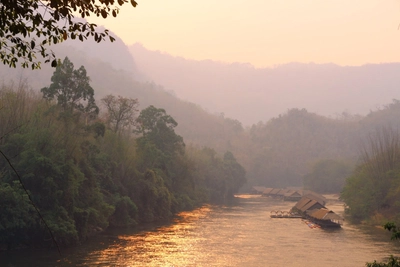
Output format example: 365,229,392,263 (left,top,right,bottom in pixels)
2,32,400,191
3,37,400,129
130,43,400,126
0,28,147,91
0,34,245,154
